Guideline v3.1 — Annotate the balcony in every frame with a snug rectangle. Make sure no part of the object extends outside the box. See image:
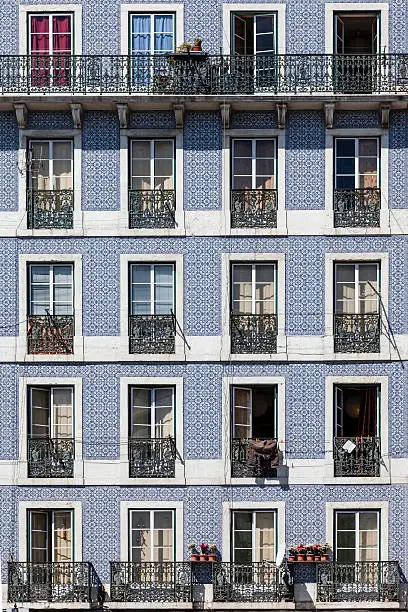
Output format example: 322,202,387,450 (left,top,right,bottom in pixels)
231,313,278,354
333,313,381,353
333,436,380,477
26,189,74,229
27,437,74,478
129,189,176,229
129,437,175,478
110,562,192,602
129,314,175,354
231,190,278,229
8,561,102,604
316,562,401,602
334,188,381,228
27,315,74,354
212,562,293,602
231,438,279,478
